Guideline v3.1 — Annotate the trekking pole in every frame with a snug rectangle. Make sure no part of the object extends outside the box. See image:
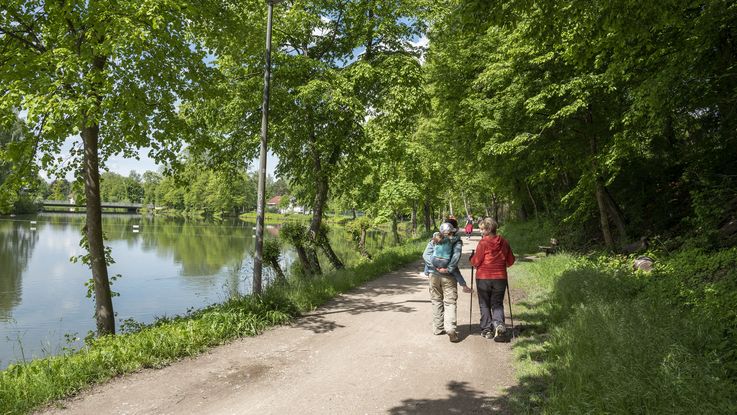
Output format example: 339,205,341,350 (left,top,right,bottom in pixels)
506,282,515,340
469,249,475,336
